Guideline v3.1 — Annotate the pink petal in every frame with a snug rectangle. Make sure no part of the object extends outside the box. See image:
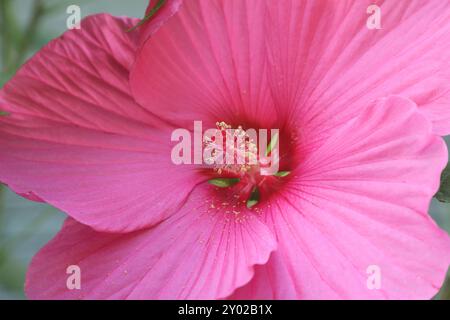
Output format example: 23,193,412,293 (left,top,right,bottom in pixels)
265,0,450,135
0,14,202,232
137,0,184,46
17,191,44,203
132,0,450,135
130,0,278,128
229,96,450,299
25,187,276,300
